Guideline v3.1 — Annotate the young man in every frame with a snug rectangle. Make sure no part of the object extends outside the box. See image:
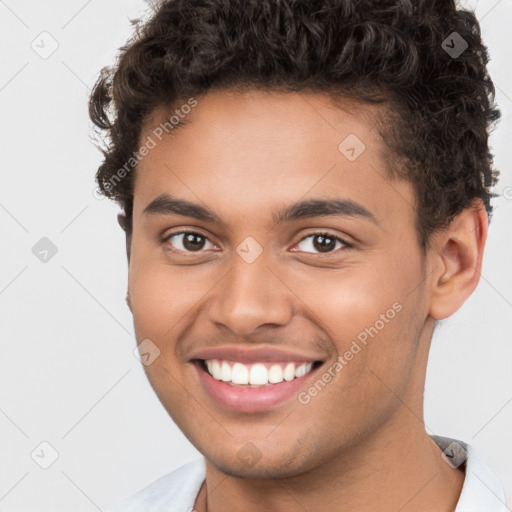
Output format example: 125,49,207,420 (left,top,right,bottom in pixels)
89,0,507,510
